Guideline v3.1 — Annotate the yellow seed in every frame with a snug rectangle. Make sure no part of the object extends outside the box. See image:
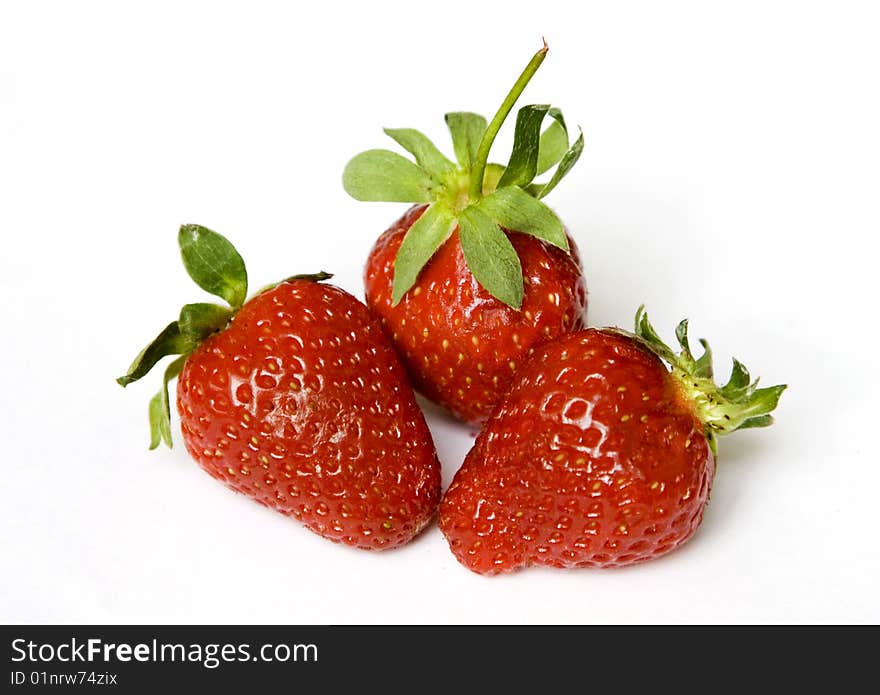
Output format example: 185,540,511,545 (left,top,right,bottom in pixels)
412,287,422,296
471,336,479,346
621,415,631,422
591,481,602,491
477,363,484,371
509,361,517,371
617,386,627,392
650,481,660,490
442,339,450,350
465,376,472,385
640,415,648,423
685,438,692,448
422,327,429,338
